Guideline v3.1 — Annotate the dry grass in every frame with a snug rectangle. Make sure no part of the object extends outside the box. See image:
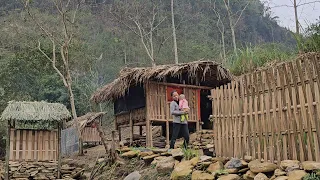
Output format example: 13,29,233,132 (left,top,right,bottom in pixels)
1,101,70,122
